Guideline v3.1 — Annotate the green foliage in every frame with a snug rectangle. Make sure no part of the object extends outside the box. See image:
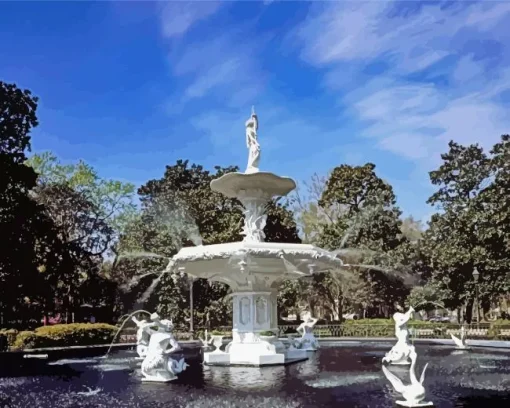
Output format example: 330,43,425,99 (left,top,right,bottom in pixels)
0,329,18,350
312,163,411,318
26,151,137,255
423,136,510,318
11,323,117,350
259,330,276,336
0,81,78,327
